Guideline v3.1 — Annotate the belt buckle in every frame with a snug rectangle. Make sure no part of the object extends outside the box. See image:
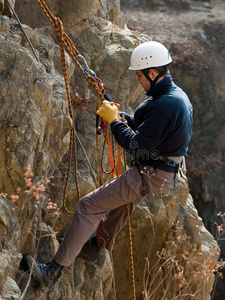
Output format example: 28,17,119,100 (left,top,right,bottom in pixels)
167,159,176,167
